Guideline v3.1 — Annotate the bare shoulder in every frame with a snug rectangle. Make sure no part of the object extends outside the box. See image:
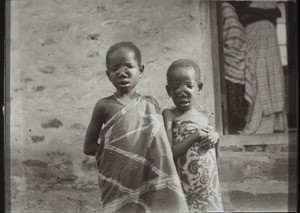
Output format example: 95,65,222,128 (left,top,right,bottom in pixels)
162,108,176,121
98,95,114,105
92,95,114,119
94,97,110,111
